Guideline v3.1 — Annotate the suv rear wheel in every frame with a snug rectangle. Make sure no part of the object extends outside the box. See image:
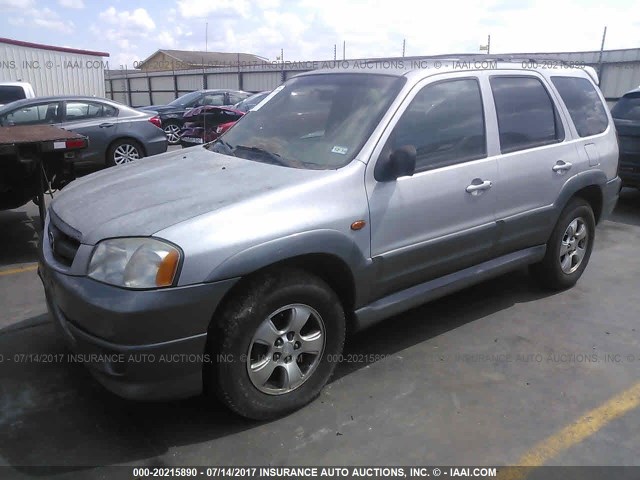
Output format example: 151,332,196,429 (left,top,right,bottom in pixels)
530,197,595,290
208,267,346,420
